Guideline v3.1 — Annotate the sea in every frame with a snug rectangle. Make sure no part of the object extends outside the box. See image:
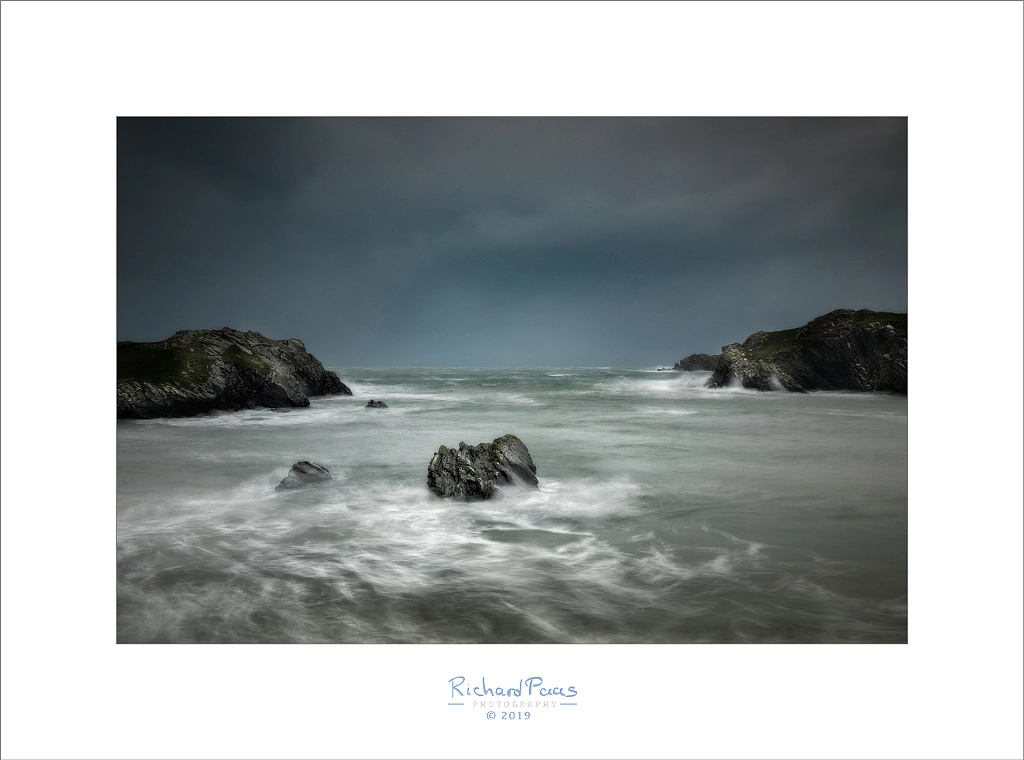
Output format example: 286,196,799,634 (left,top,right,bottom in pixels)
116,368,908,643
